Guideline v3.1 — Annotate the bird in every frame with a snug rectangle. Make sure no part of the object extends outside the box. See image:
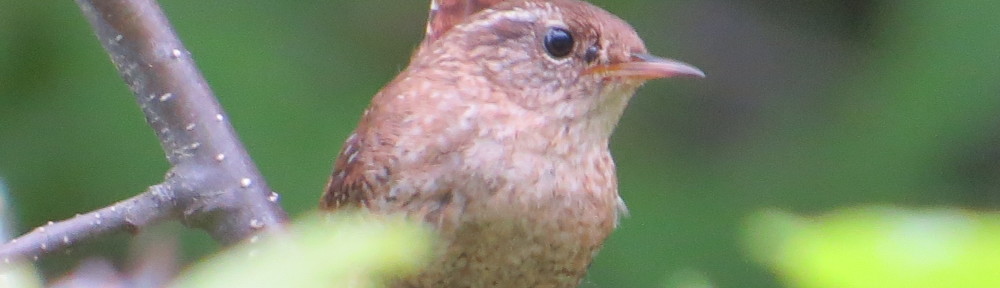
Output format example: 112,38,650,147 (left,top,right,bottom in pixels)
320,0,703,287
